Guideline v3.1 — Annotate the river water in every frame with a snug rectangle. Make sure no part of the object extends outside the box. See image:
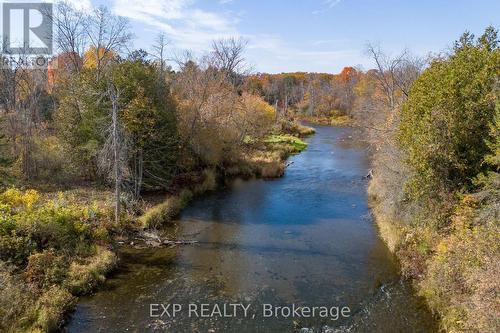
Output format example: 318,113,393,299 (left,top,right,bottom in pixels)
67,125,438,333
